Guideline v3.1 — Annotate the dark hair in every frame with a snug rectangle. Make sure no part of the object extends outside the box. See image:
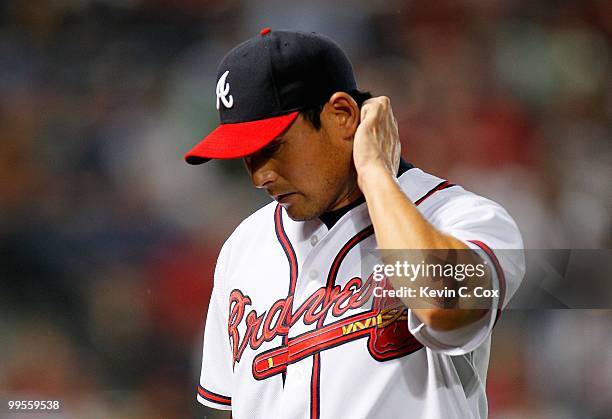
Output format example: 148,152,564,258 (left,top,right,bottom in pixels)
300,89,373,130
